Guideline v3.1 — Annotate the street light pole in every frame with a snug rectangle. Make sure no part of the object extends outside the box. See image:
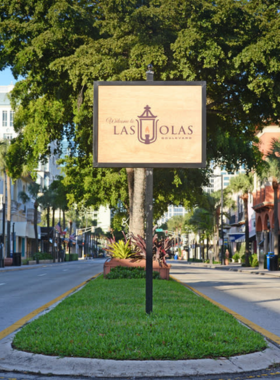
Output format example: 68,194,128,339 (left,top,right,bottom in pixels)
221,174,224,265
